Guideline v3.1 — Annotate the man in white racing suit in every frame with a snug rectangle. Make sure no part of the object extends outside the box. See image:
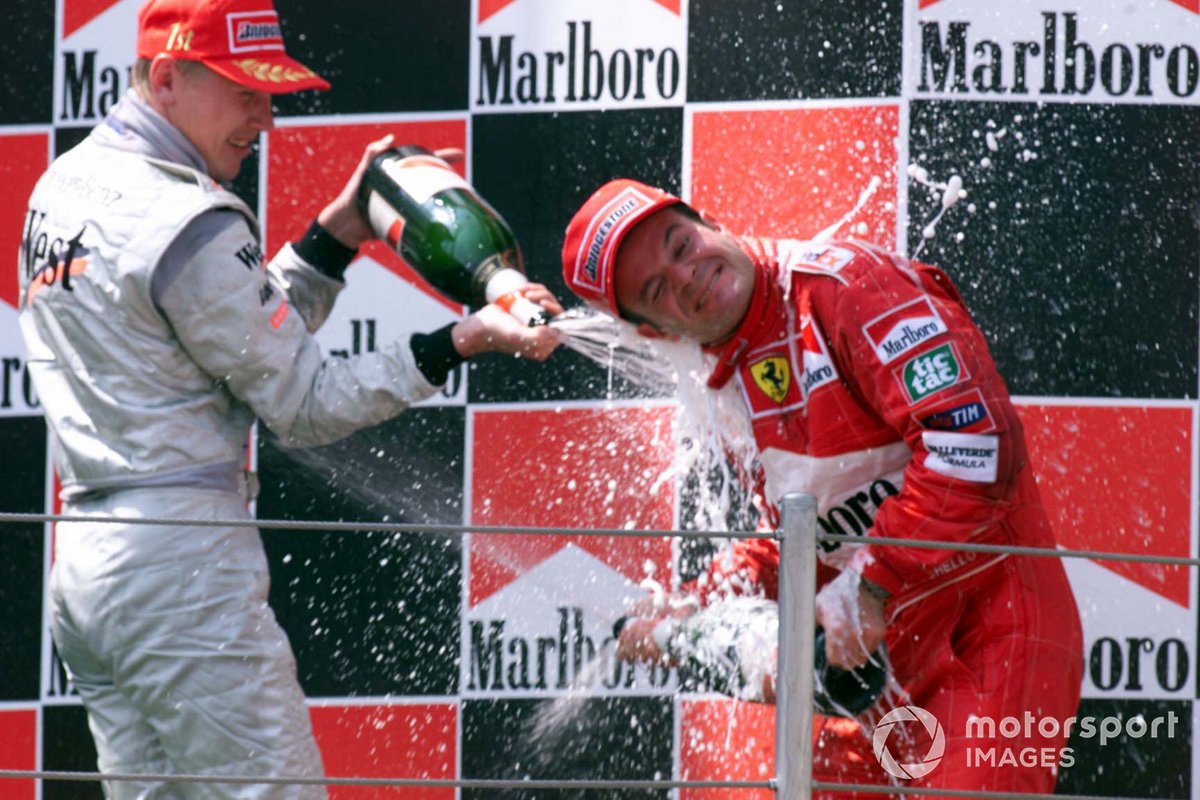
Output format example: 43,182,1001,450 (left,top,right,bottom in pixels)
17,0,560,796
